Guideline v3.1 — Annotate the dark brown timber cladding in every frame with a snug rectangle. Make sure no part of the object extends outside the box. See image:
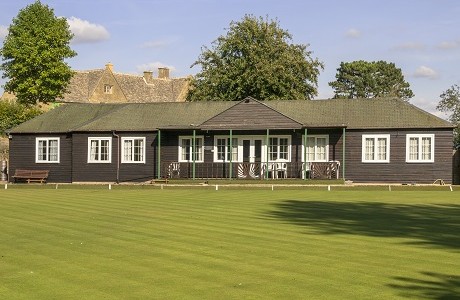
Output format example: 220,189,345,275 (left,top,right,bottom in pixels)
345,129,453,183
8,134,72,183
201,100,302,130
72,132,156,182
